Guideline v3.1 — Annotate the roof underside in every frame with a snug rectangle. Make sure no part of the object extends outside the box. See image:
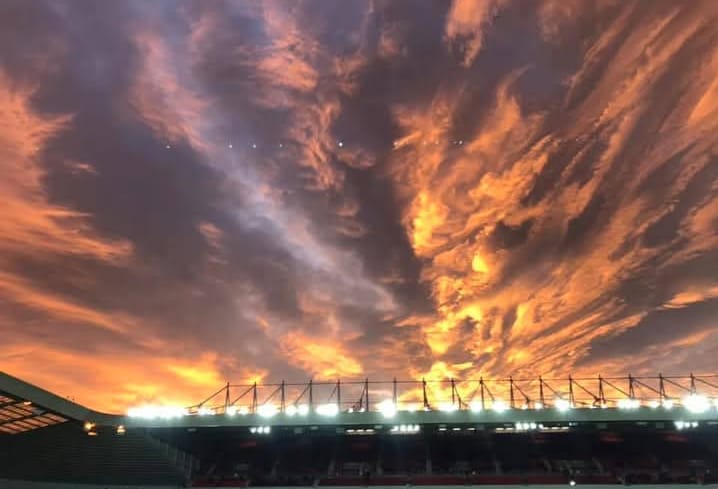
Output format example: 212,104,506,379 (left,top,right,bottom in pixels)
0,371,118,435
0,392,66,435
